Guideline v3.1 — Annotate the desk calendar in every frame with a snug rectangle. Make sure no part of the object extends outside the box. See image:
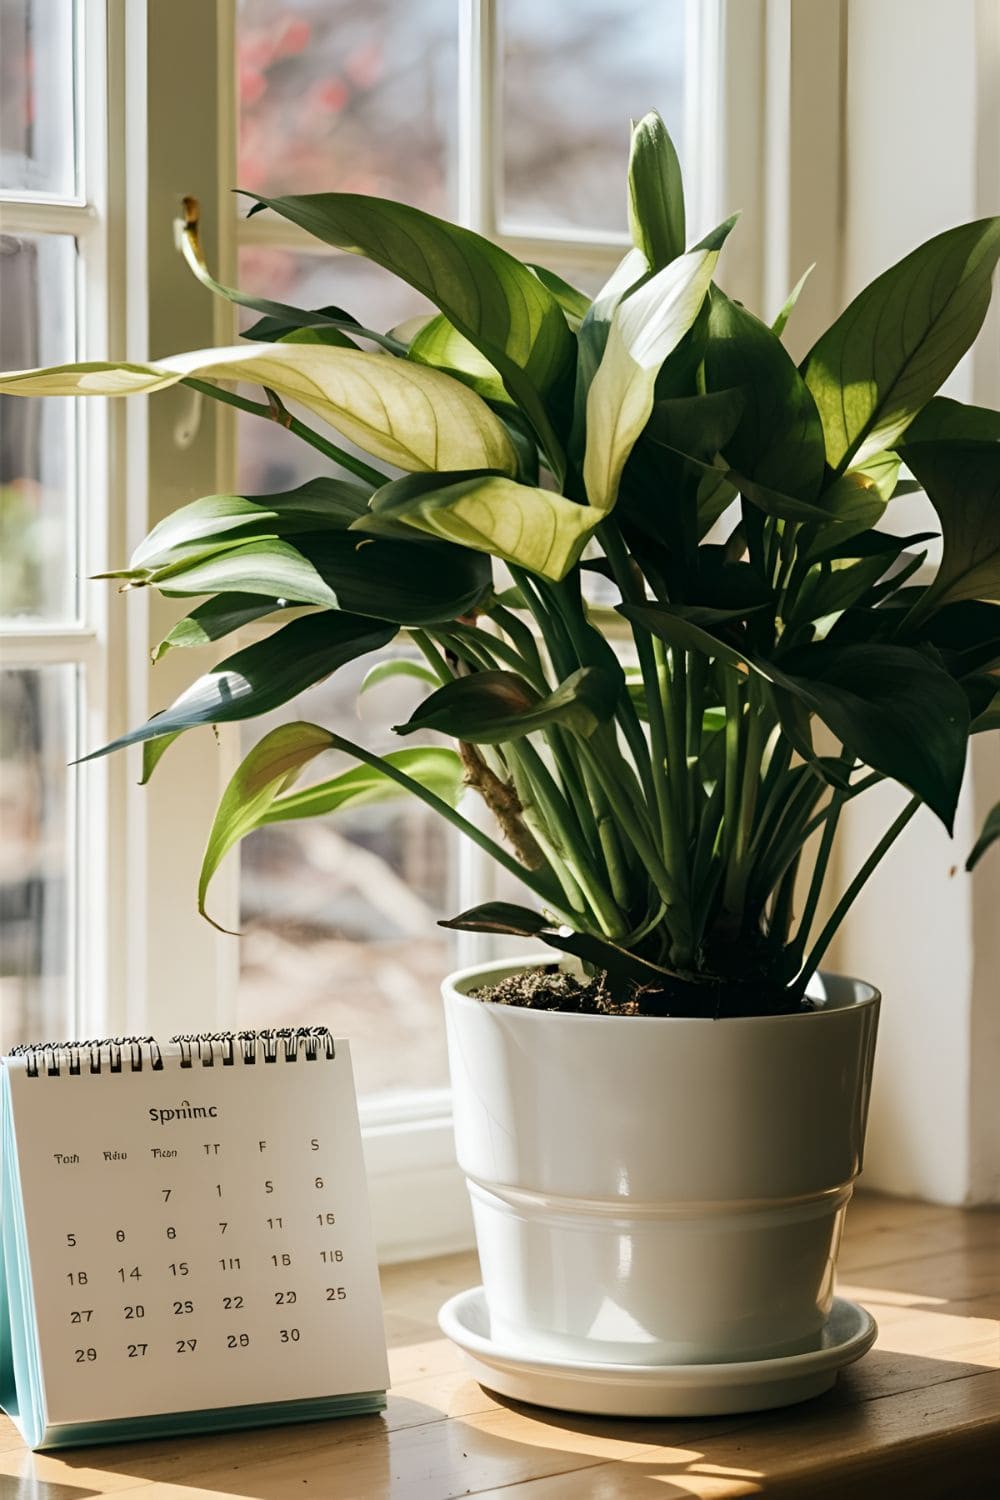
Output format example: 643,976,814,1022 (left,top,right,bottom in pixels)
0,1029,389,1449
